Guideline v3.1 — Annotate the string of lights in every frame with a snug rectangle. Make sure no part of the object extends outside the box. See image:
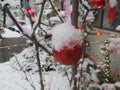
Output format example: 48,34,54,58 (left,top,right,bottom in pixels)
103,40,110,83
